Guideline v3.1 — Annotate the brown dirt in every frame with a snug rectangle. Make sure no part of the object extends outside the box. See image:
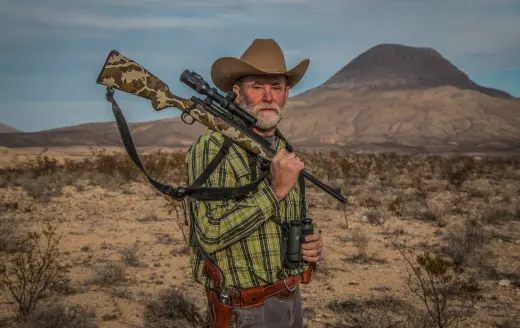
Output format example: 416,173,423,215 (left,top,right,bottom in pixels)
0,146,519,328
